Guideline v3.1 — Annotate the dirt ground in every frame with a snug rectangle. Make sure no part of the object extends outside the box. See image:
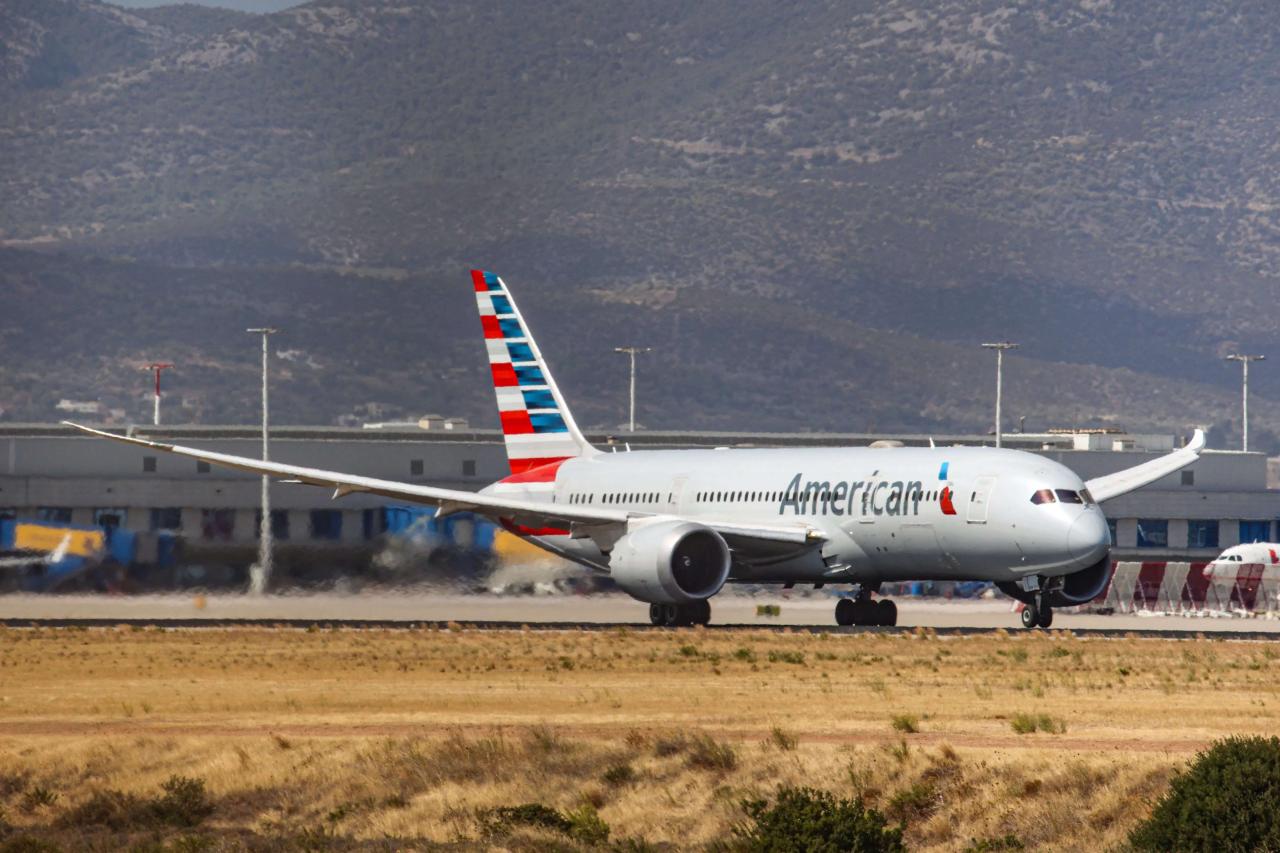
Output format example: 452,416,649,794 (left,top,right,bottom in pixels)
1,625,1275,849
